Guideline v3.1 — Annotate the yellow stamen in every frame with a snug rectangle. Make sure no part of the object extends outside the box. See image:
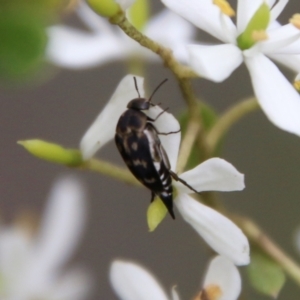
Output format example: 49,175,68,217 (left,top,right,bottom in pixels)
252,30,268,42
205,284,222,300
213,0,235,17
294,79,300,91
289,13,300,29
193,285,222,300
